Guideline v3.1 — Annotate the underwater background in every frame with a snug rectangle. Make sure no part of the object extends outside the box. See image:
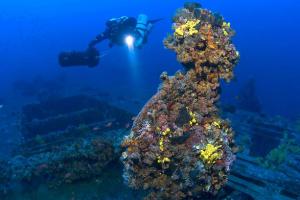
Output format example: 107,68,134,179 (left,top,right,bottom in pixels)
1,0,300,118
0,0,300,199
